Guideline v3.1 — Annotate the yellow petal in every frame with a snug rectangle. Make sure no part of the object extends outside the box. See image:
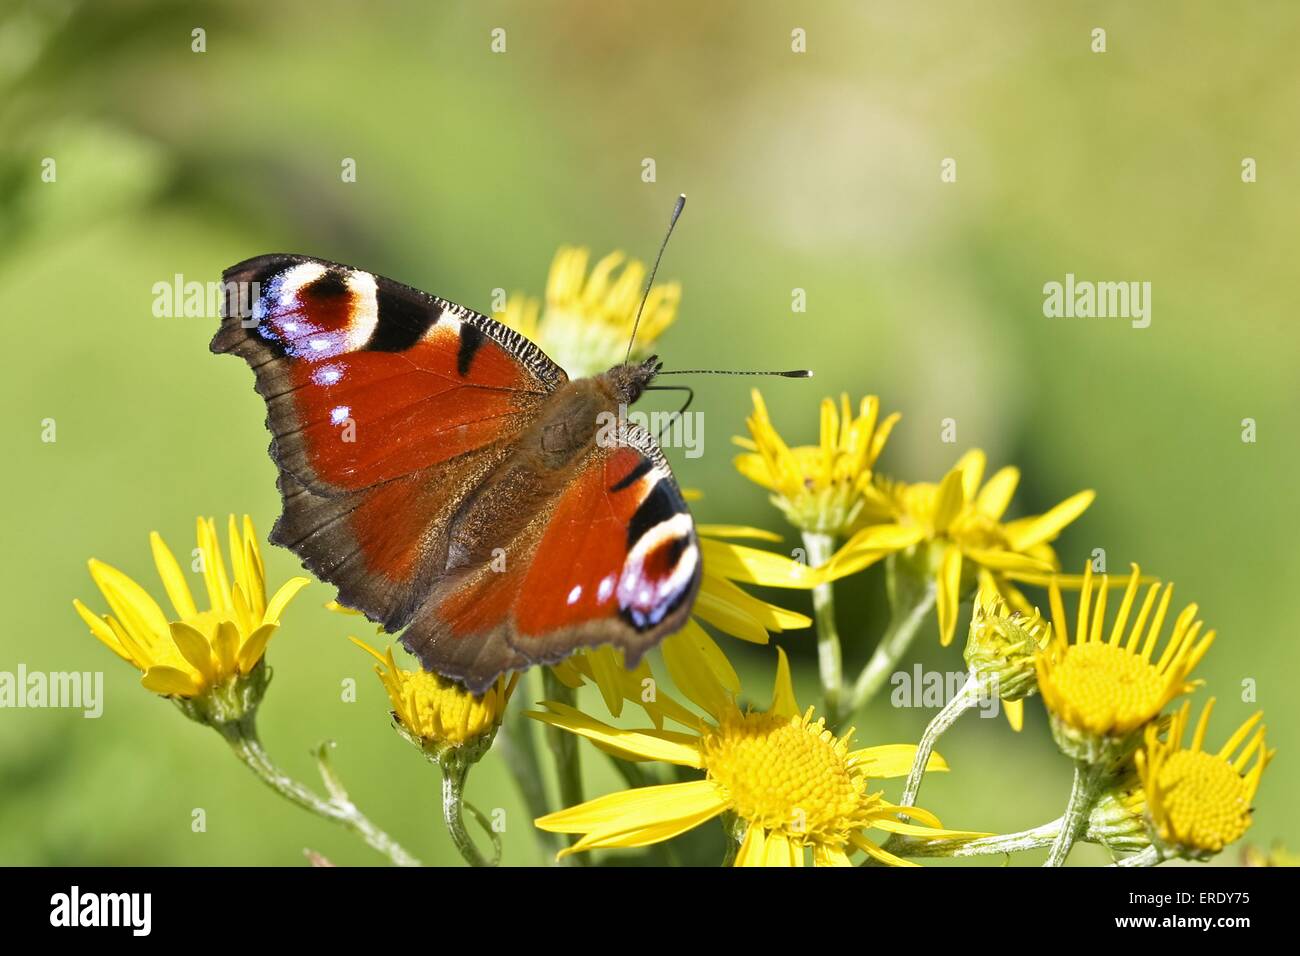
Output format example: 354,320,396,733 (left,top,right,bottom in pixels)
547,658,586,689
869,818,991,839
227,515,248,604
693,582,770,644
72,600,134,664
349,636,389,667
769,646,799,719
242,517,268,620
197,517,232,613
526,704,703,767
851,832,917,867
936,546,964,646
662,623,734,721
149,532,198,620
563,799,724,857
696,524,783,543
814,843,853,867
761,828,801,866
212,619,239,675
586,645,629,718
975,466,1020,519
705,573,811,633
825,547,891,579
264,576,311,625
954,449,986,500
960,545,1053,574
537,779,722,835
140,666,201,697
237,623,278,673
1003,490,1095,551
87,559,170,648
734,825,768,866
932,468,967,533
849,744,949,779
168,622,215,683
1003,698,1024,731
837,523,926,561
700,538,820,589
